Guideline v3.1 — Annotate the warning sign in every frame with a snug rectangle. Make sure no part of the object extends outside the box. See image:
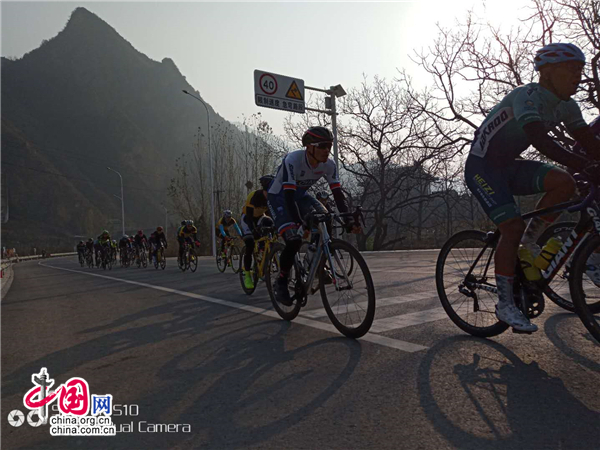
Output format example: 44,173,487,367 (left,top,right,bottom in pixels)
286,81,303,100
254,70,305,114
